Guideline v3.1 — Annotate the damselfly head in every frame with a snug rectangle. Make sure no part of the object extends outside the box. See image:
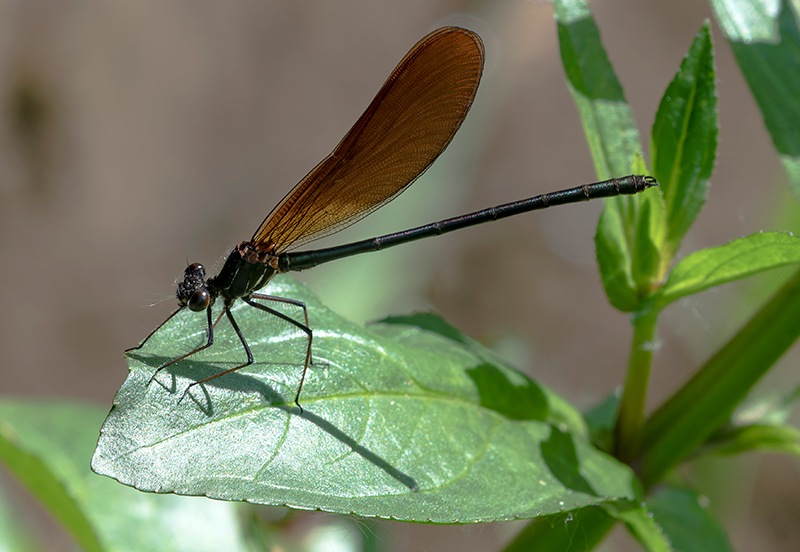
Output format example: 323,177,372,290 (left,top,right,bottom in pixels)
177,263,212,312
